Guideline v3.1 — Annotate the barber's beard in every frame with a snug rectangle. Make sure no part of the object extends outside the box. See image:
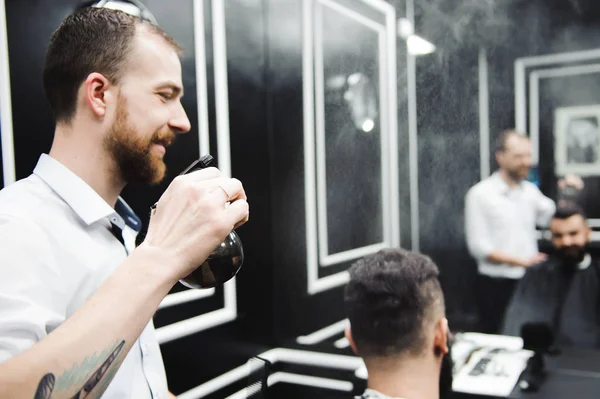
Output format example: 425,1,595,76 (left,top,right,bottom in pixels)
104,100,175,185
507,167,529,183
